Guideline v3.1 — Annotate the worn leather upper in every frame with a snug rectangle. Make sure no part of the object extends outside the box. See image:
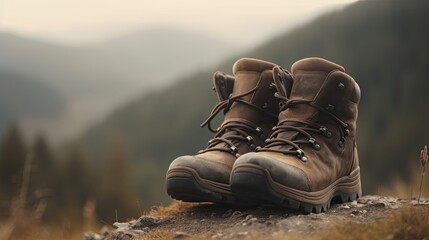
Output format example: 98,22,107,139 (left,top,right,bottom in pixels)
169,58,289,184
235,57,361,191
